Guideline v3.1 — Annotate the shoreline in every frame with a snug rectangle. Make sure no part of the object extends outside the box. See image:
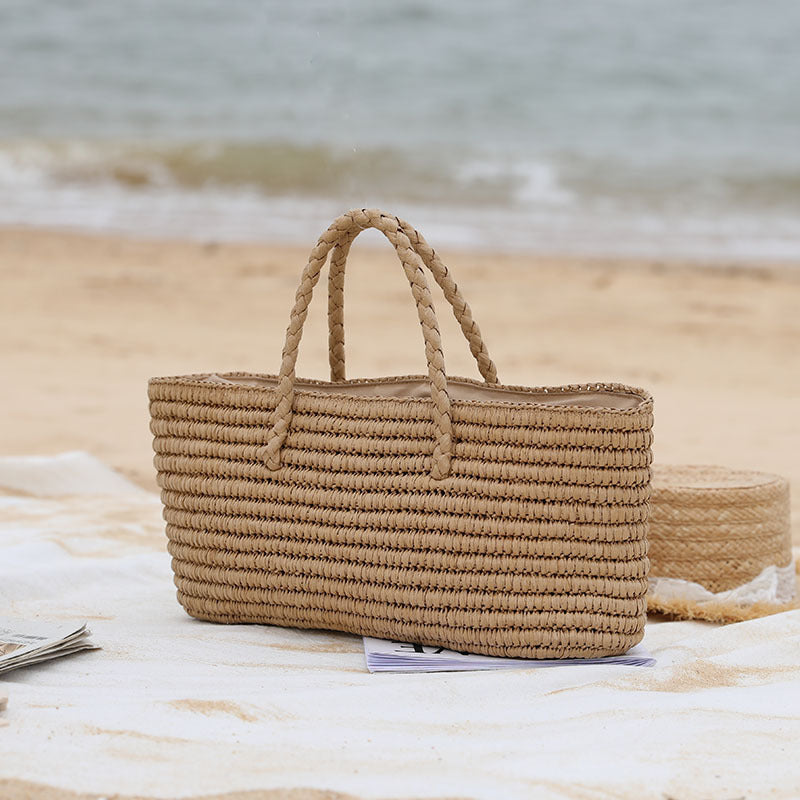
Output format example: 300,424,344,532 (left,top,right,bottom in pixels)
5,222,800,275
2,224,798,543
